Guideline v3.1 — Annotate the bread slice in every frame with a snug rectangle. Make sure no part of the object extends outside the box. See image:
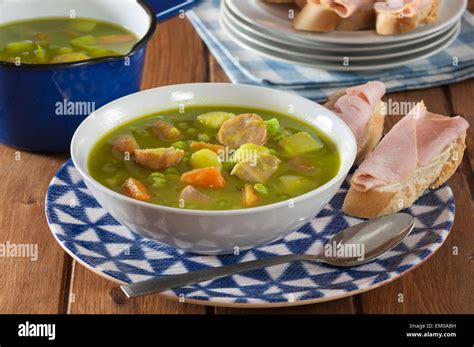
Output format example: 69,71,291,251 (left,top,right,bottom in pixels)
325,90,385,165
421,0,440,24
375,7,419,35
375,0,440,35
294,2,342,32
343,136,466,218
355,101,385,165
